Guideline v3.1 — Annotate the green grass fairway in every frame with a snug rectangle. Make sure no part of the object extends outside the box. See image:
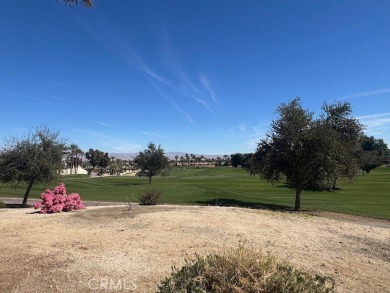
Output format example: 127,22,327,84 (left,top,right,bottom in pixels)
1,166,389,219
